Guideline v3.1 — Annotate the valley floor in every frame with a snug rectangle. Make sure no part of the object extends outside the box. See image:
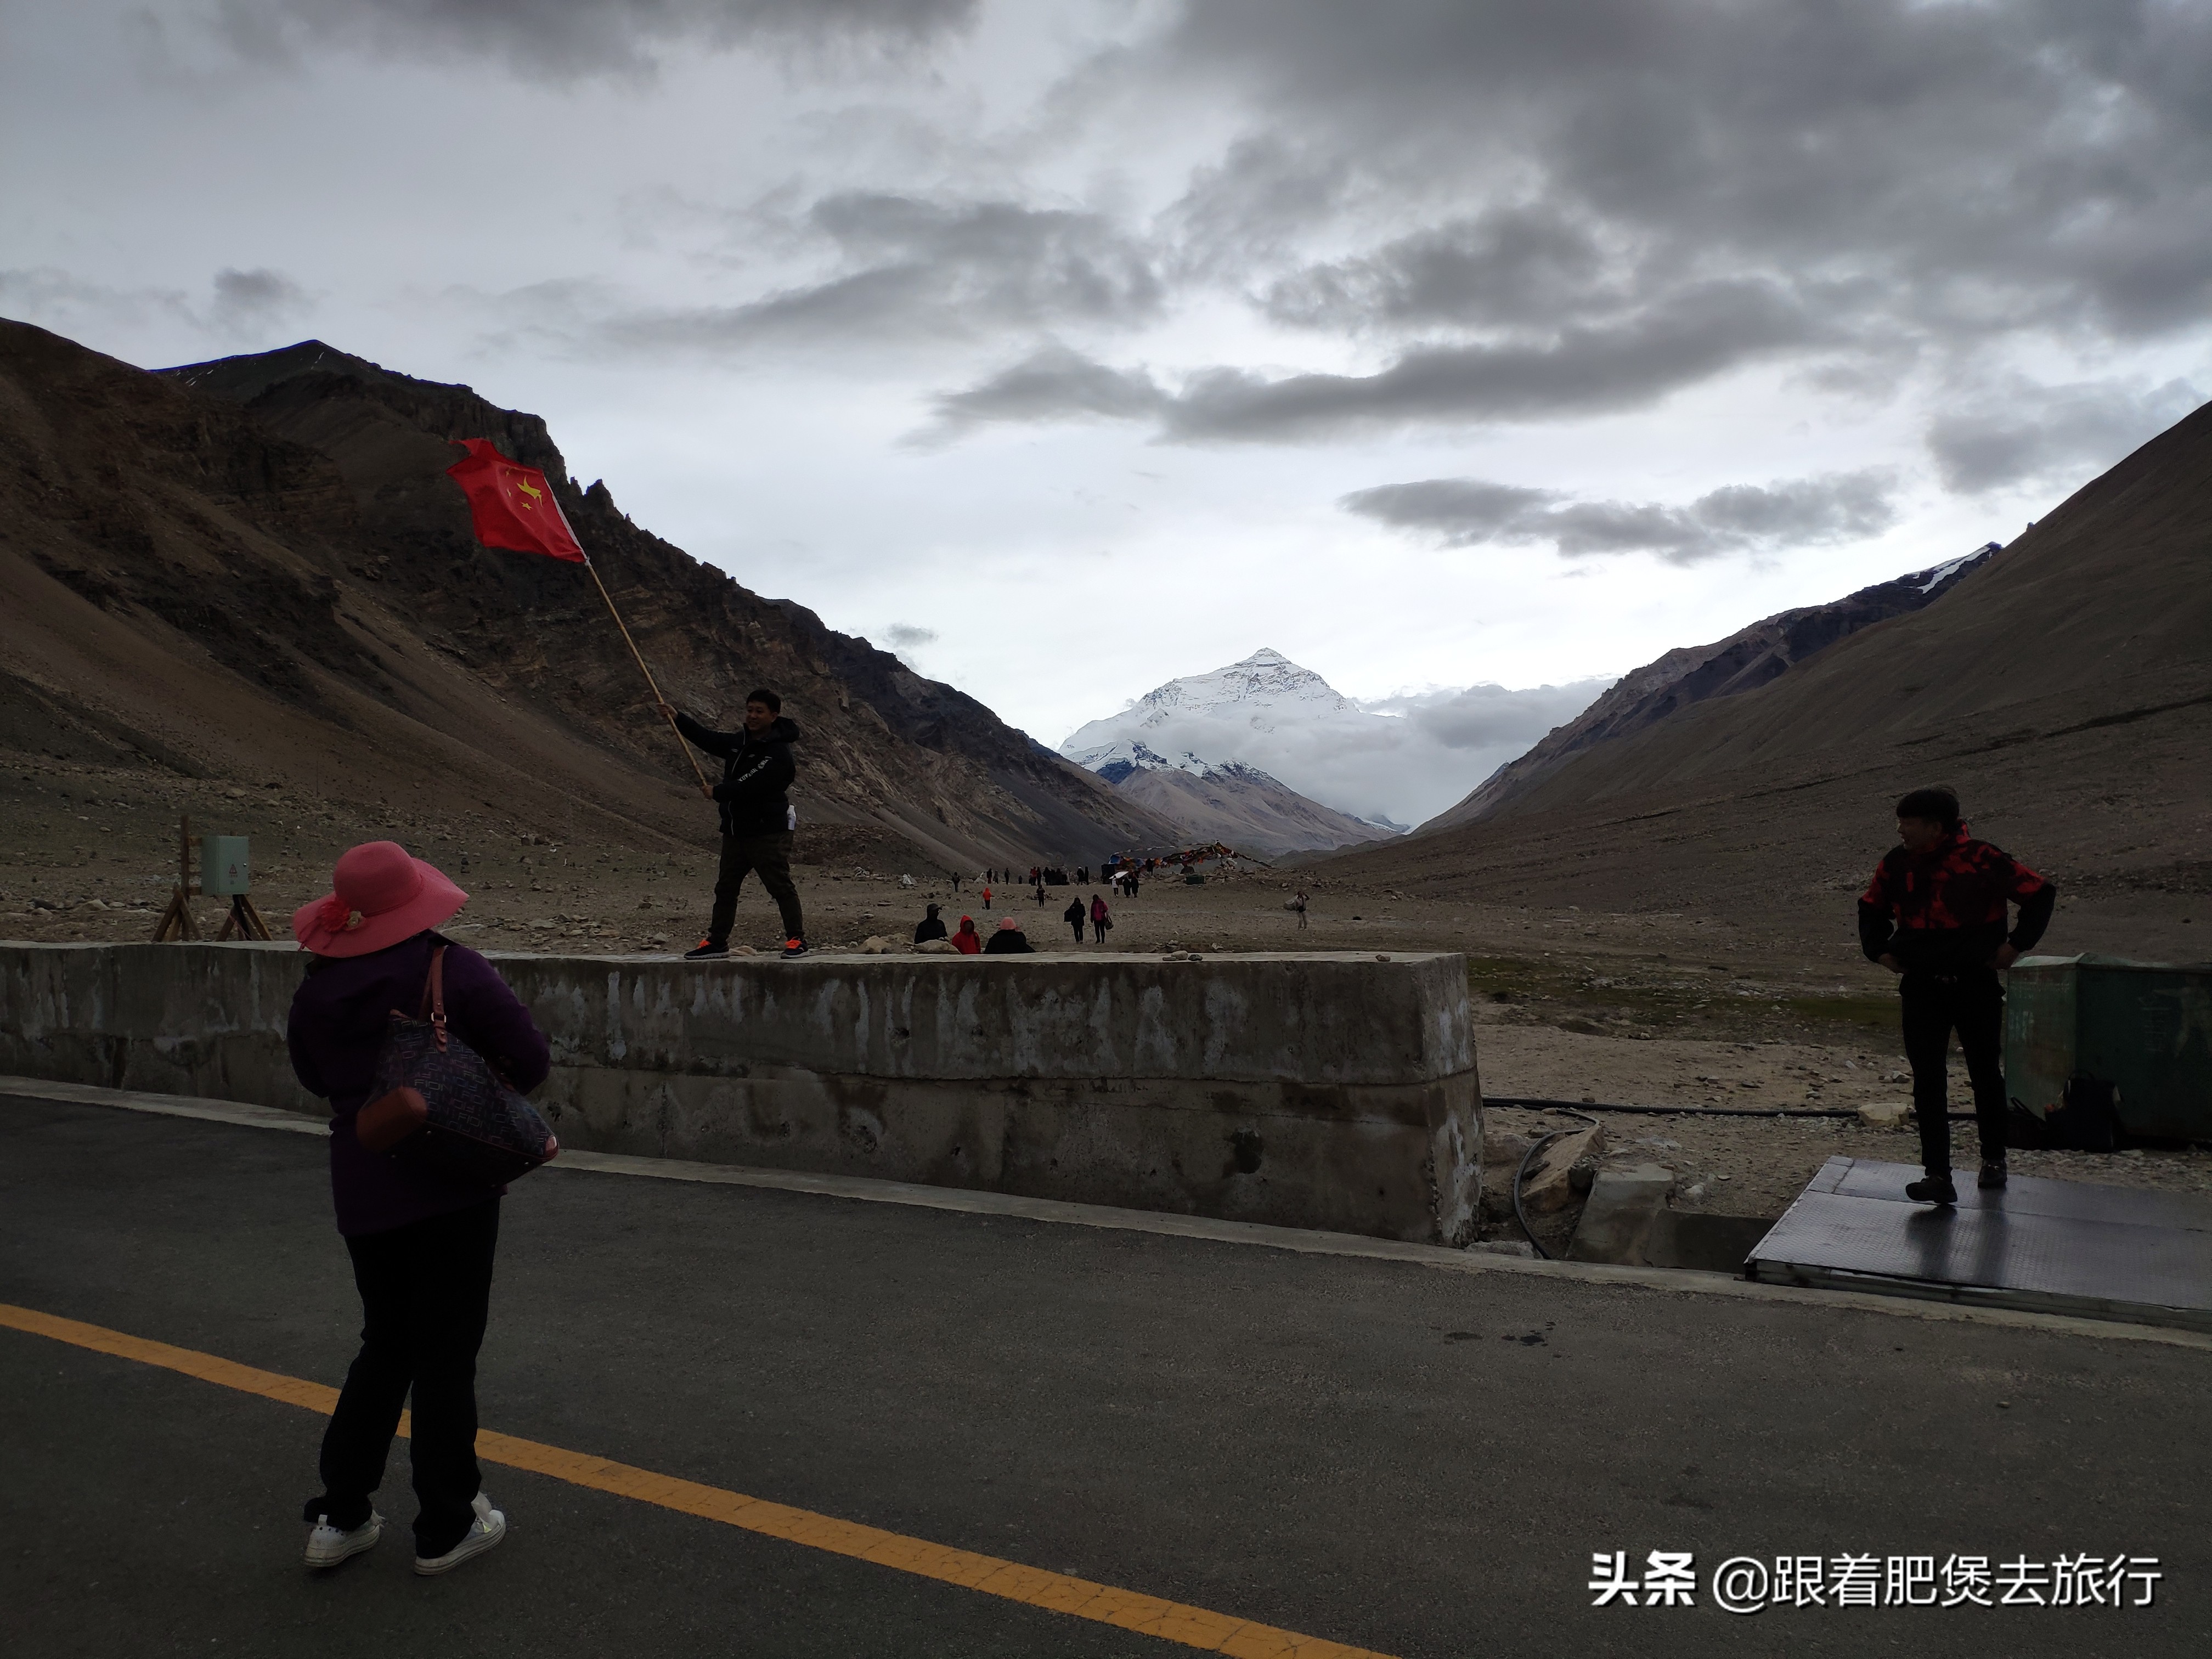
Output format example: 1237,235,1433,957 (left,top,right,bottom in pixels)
7,754,2205,1231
